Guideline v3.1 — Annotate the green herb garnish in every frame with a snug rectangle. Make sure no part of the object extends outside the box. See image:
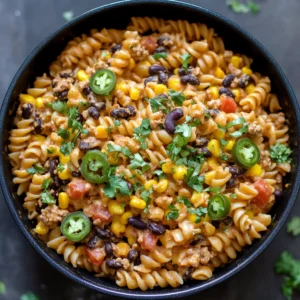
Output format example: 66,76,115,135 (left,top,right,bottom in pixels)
26,164,45,175
226,0,260,14
270,143,292,164
152,53,168,60
133,119,151,150
287,217,300,237
181,53,191,71
166,204,179,220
